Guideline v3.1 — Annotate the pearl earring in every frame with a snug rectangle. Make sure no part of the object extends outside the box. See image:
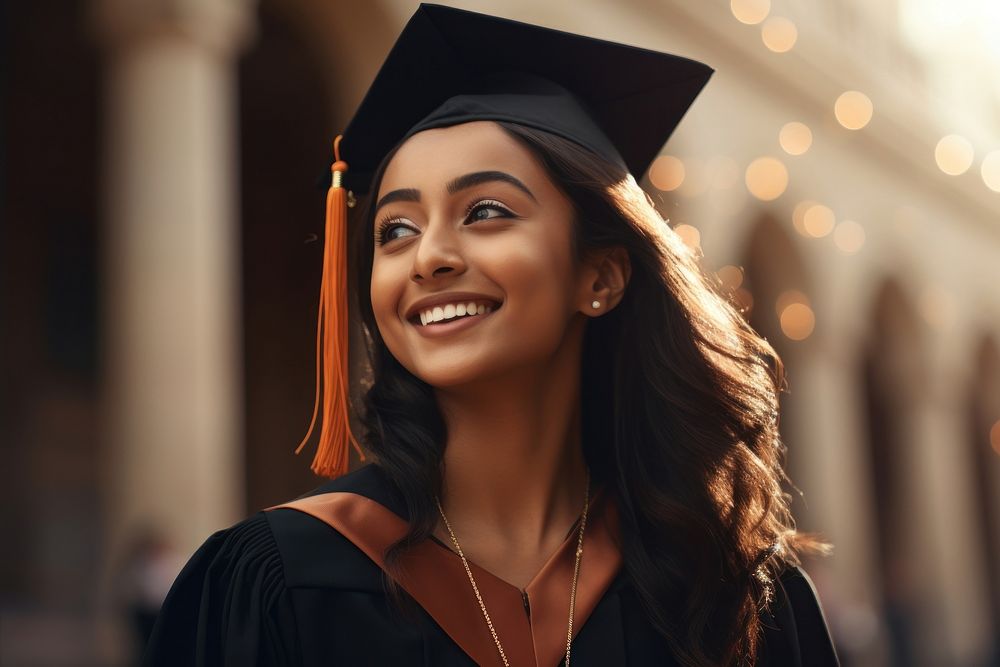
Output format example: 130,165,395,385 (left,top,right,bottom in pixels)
592,300,601,309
